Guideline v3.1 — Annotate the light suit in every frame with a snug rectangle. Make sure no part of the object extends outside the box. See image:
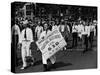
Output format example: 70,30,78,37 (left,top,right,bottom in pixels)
19,27,34,67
